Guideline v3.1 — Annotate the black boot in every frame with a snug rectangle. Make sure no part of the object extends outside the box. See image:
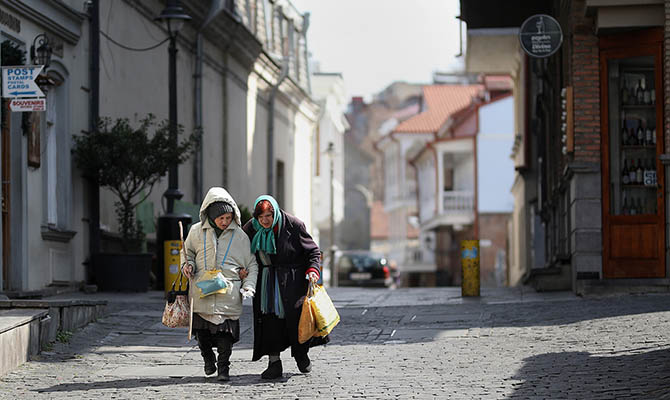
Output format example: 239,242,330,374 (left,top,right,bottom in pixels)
261,359,283,379
295,353,312,373
204,356,217,376
196,332,216,376
216,335,232,382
